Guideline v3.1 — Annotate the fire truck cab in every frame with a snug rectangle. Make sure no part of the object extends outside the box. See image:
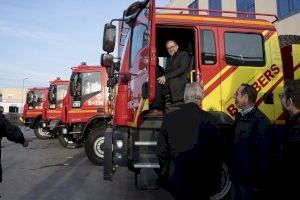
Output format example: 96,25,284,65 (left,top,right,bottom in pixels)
60,62,111,165
34,78,69,139
100,0,298,197
23,87,48,130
